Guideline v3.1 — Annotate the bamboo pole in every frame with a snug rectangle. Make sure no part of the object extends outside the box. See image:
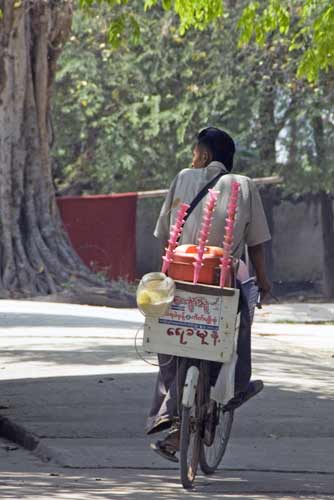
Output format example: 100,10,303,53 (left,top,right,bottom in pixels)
137,176,282,199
